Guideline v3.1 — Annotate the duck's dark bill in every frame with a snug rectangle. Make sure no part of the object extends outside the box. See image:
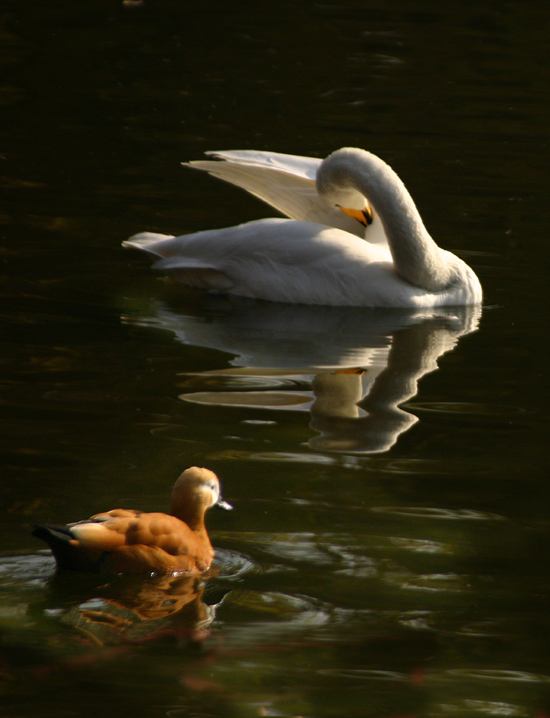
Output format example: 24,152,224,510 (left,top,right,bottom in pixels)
216,498,233,511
